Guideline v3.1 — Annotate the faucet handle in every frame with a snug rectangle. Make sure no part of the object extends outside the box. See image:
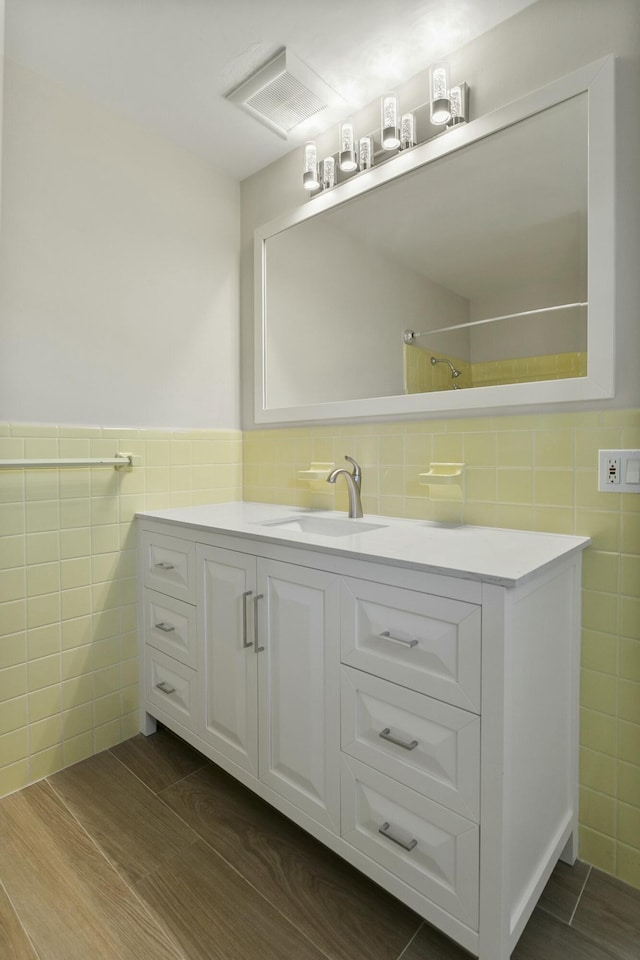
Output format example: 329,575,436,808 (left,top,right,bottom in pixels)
344,455,362,488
